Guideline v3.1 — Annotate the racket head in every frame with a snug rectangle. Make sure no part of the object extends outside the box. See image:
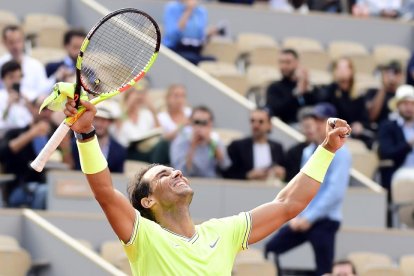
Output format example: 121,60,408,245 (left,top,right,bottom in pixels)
75,8,161,98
